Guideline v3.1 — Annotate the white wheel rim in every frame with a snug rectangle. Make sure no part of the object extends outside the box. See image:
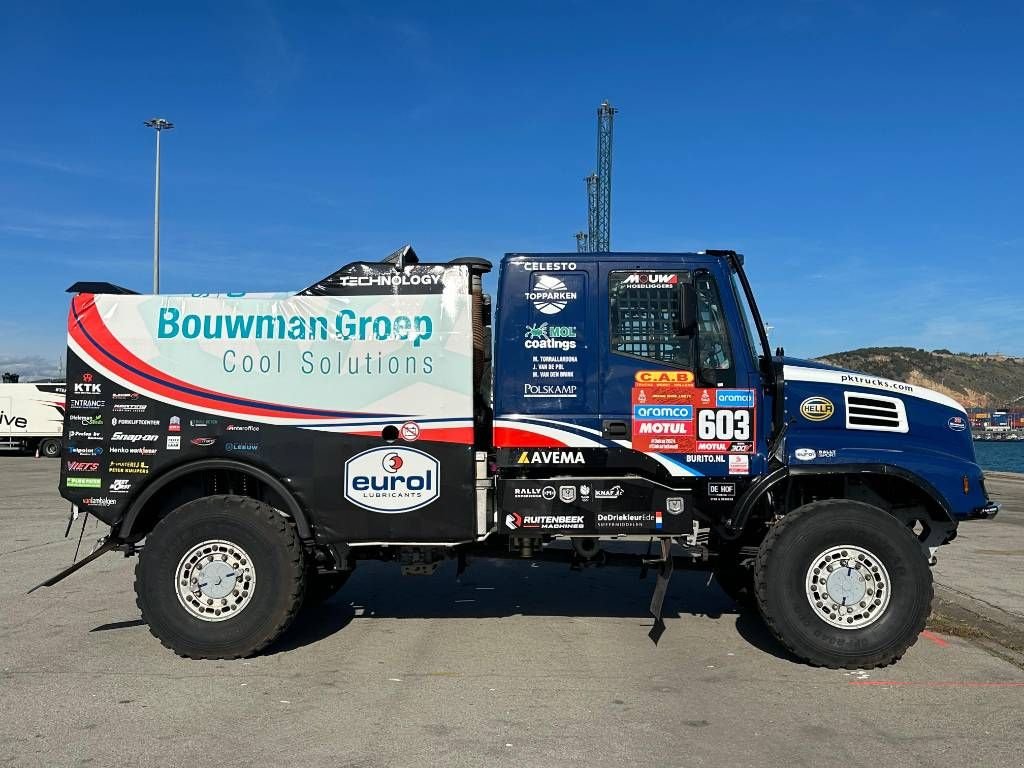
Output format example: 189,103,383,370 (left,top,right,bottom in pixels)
175,539,256,622
804,545,891,630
